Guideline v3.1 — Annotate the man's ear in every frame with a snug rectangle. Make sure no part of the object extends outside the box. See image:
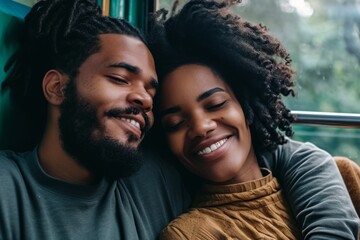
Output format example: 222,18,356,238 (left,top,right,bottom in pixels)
42,70,69,105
